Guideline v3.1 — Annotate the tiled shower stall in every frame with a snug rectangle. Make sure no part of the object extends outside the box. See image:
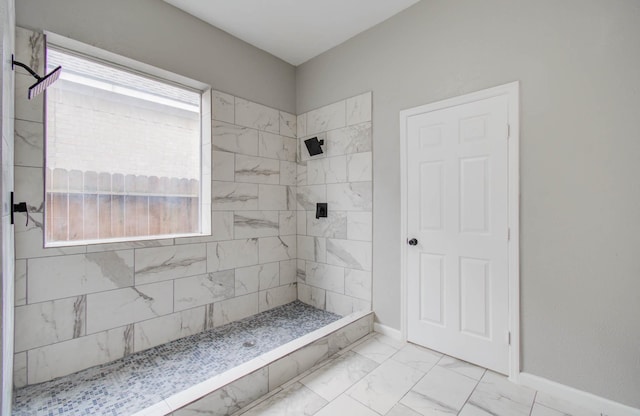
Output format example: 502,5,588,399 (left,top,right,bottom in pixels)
12,27,373,388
